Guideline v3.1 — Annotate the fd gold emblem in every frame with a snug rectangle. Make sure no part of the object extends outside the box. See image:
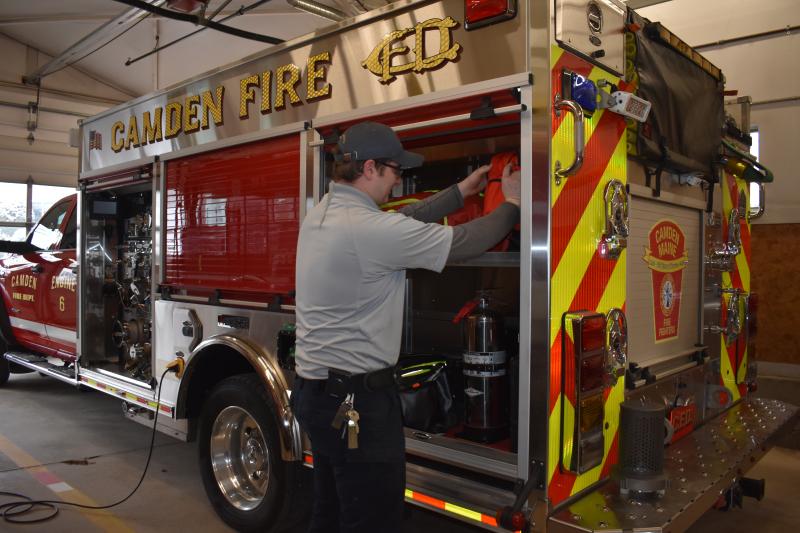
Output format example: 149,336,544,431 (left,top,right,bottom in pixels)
362,17,462,84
